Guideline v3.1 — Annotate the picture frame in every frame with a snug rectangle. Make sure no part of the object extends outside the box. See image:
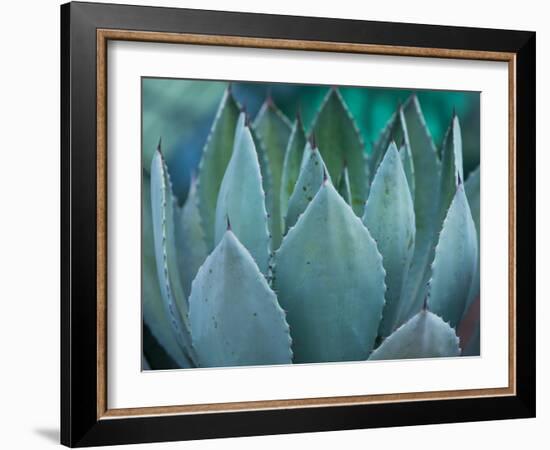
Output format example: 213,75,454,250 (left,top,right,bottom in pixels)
60,1,535,447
